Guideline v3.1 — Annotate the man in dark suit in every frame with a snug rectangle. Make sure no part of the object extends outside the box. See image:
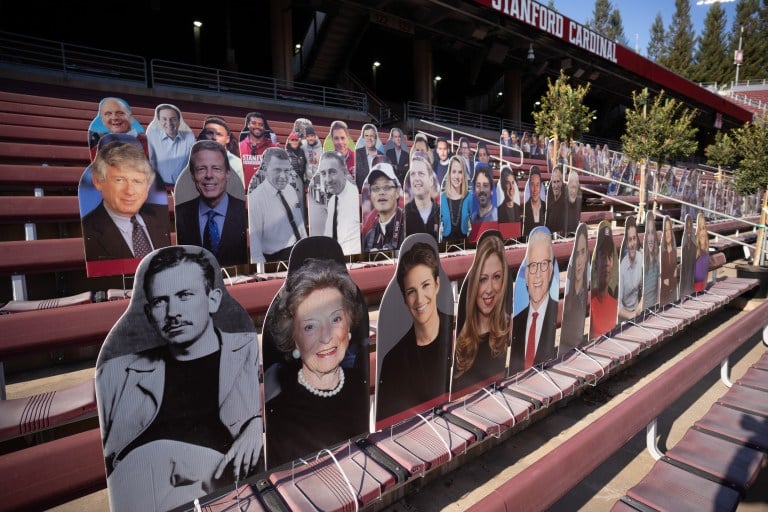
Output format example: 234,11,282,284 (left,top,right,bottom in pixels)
82,141,170,261
385,127,410,184
523,166,547,237
510,227,557,373
175,140,247,267
354,123,383,191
